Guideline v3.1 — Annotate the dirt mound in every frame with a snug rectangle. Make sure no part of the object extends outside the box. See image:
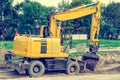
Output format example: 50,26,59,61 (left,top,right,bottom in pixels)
0,48,9,60
106,66,120,73
97,64,120,74
101,51,120,64
94,51,120,73
69,51,120,73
